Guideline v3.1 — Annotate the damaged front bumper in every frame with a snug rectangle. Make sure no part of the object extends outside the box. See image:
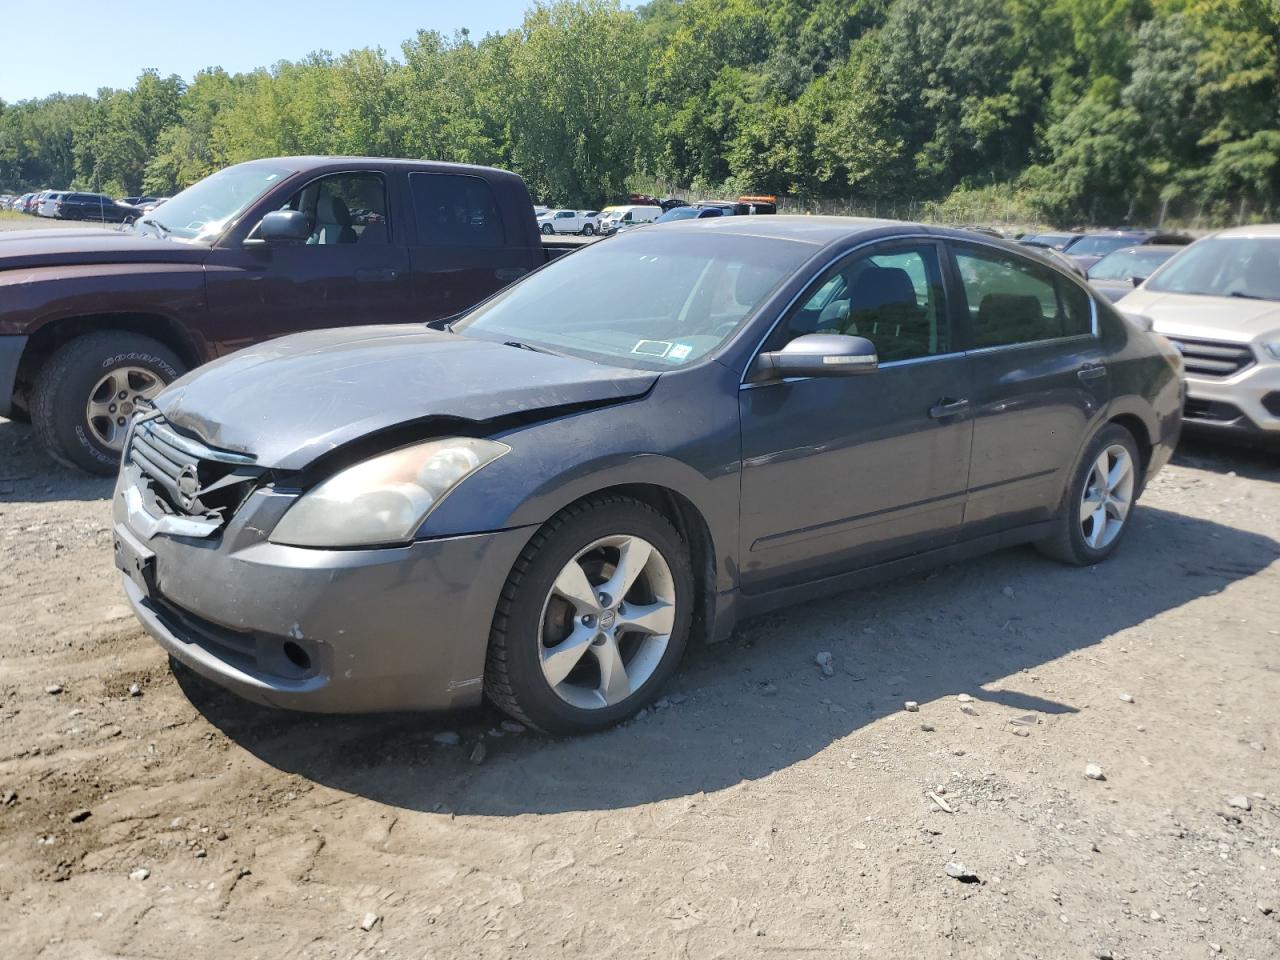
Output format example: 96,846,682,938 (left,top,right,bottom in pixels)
113,461,535,713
